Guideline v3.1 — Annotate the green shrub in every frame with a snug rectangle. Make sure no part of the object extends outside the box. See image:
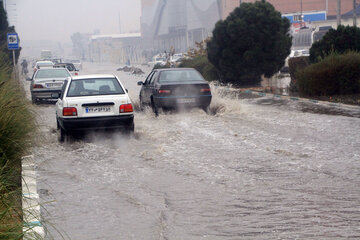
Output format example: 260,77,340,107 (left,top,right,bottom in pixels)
179,56,219,81
288,56,310,92
310,25,360,63
297,52,360,96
